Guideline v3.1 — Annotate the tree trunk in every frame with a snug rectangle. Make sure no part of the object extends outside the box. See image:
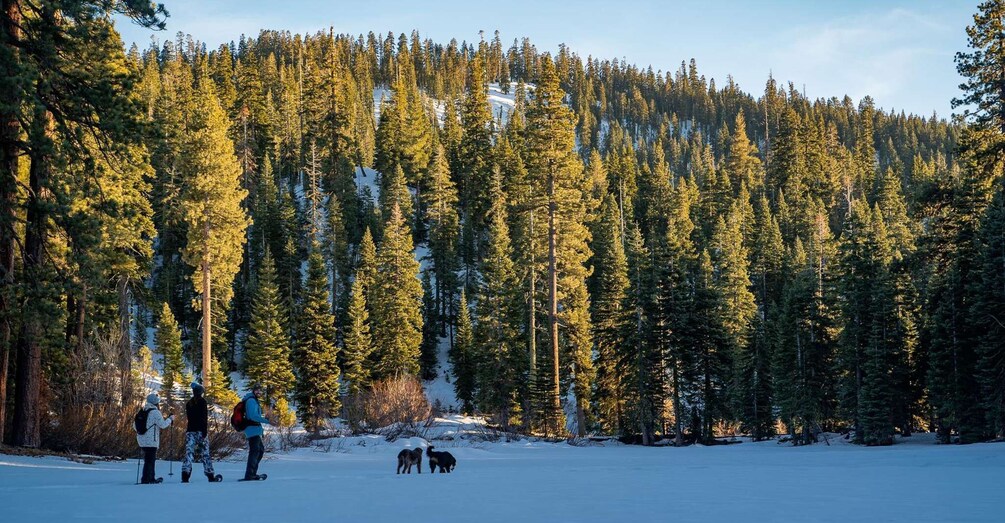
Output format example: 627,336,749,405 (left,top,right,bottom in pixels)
64,285,86,352
118,278,132,404
0,0,22,443
575,388,586,437
65,294,77,347
672,363,683,447
12,106,53,448
547,169,561,433
202,259,212,387
526,208,536,430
